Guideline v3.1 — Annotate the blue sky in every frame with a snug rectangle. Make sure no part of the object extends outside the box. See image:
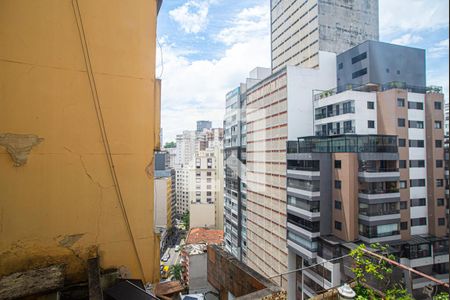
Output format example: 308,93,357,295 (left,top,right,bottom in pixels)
157,0,449,143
